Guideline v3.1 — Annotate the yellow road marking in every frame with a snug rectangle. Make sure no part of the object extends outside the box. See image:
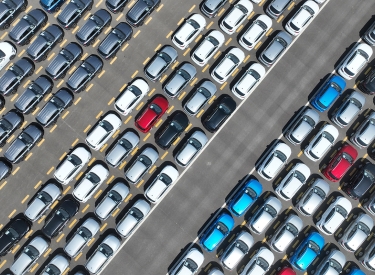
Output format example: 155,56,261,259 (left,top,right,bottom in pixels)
248,11,254,19
206,21,214,29
12,167,20,175
167,105,174,113
18,49,25,57
95,0,102,7
88,157,96,166
214,51,221,59
255,41,262,50
195,34,202,43
172,61,179,69
143,57,150,65
84,124,91,133
81,204,90,213
0,181,6,190
100,223,107,231
188,4,195,12
365,67,372,75
92,39,100,47
63,186,71,195
218,8,225,17
190,78,198,86
75,253,82,261
166,30,173,38
266,28,273,36
225,38,232,46
12,18,20,26
87,237,95,246
232,68,239,77
202,64,210,72
30,263,39,273
34,180,42,189
155,44,162,52
62,110,69,119
98,70,105,78
196,109,204,118
44,248,51,258
104,26,111,34
243,55,251,63
148,88,155,97
21,194,30,204
136,101,144,111
49,125,57,133
125,116,132,124
116,13,123,21
8,209,16,218
112,129,120,138
131,70,138,78
183,48,190,56
149,165,157,174
133,30,141,38
125,193,132,202
119,83,128,91
71,138,79,147
178,91,186,100
96,110,103,119
10,93,18,102
136,179,144,188
160,74,168,83
106,175,115,184
119,161,127,169
47,52,55,61
35,66,43,74
72,25,79,34
143,133,151,141
11,245,20,255
38,215,46,224
208,95,216,104
84,13,91,20
185,123,192,132
128,0,135,8
81,53,88,60
25,229,33,239
287,1,295,10
277,15,284,23
108,97,115,105
155,119,163,128
23,79,31,88
0,32,7,40
131,147,139,155
42,23,50,30
236,25,244,33
60,39,67,47
25,152,32,161
298,151,303,157
100,143,108,152
94,189,102,199
21,121,27,128
37,138,44,147
220,82,227,90
156,3,163,11
25,5,32,12
177,18,184,26
6,134,14,143
68,66,76,74
69,219,77,229
57,80,64,88
161,151,168,160
145,16,152,25
75,172,83,181
112,208,120,217
122,43,129,51
56,233,65,243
